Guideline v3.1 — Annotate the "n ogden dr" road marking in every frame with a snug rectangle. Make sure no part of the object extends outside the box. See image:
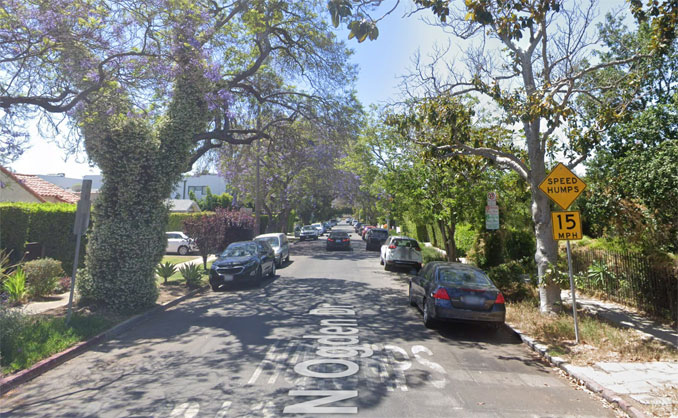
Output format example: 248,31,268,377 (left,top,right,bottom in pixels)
283,303,370,414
